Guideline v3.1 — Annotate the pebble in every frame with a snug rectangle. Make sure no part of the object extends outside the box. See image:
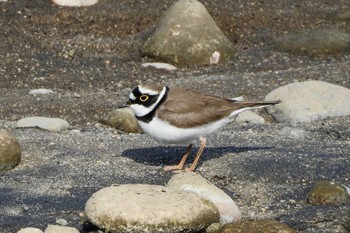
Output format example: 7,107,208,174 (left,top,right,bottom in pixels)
0,129,21,173
141,0,234,65
274,28,350,55
279,126,307,140
142,62,177,71
307,180,349,205
167,172,241,224
51,0,98,7
17,228,43,233
99,107,143,133
266,81,350,123
16,117,69,132
85,184,219,232
235,110,265,124
221,219,297,233
28,89,54,95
